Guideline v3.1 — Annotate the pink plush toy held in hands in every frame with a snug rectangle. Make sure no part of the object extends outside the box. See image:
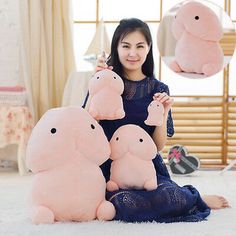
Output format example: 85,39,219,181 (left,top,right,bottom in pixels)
145,100,164,126
170,1,224,76
88,69,125,120
26,107,115,224
107,124,158,192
